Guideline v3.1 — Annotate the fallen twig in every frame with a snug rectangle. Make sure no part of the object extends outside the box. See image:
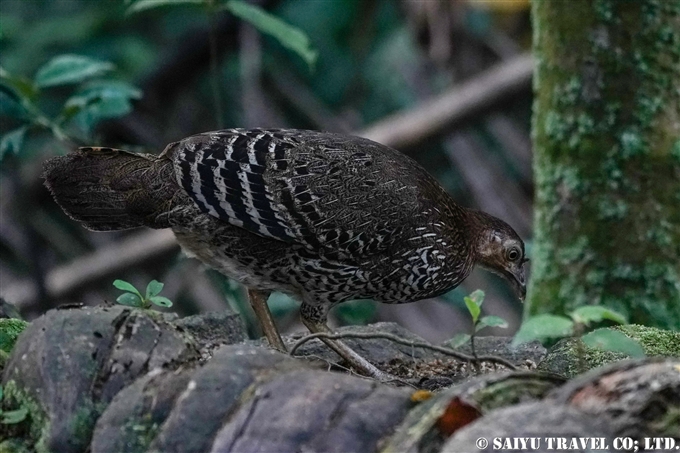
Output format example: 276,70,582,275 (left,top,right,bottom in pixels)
289,331,517,370
3,229,178,309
